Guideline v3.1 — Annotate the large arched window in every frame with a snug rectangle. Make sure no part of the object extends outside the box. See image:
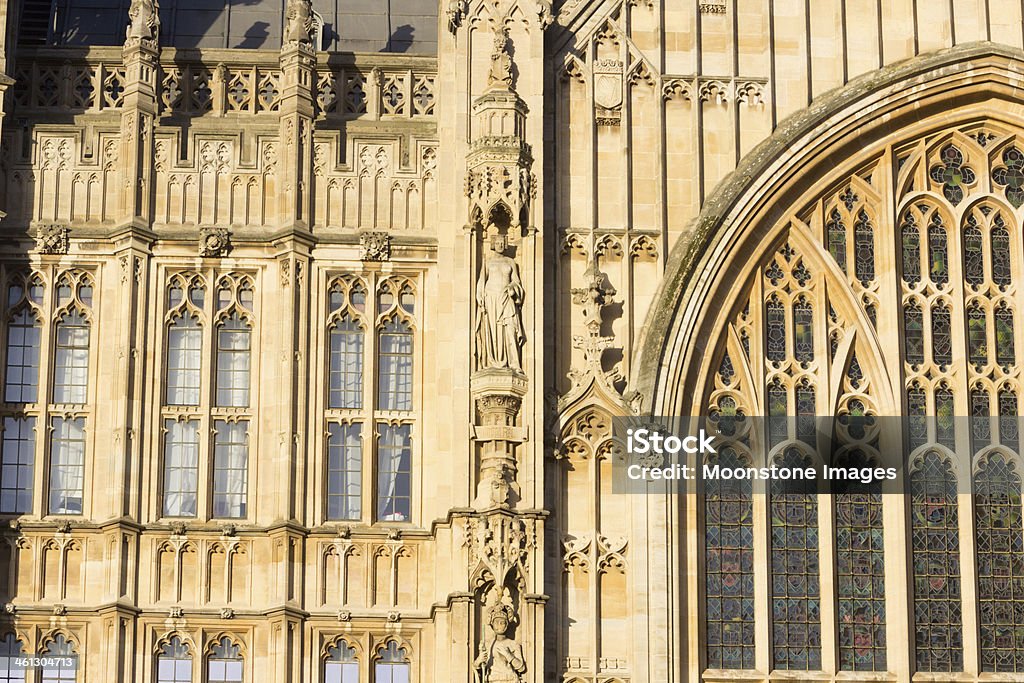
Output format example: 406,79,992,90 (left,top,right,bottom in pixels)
157,637,192,683
207,637,243,683
40,634,77,683
324,640,358,683
373,641,409,683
